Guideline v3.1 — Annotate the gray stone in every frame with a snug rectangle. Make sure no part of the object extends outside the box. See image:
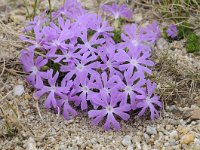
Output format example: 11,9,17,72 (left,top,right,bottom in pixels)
194,138,200,145
24,137,37,150
146,125,157,135
122,135,132,146
169,130,178,140
143,133,150,140
142,143,148,150
164,142,170,147
135,141,141,149
127,145,134,150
